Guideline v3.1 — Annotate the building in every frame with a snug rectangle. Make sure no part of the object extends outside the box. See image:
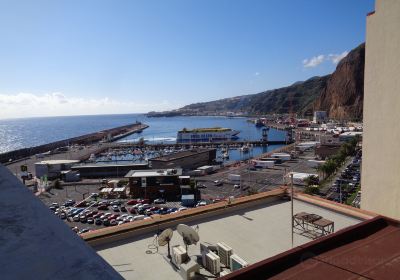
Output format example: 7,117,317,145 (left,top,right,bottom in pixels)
125,168,185,200
362,0,400,219
71,162,148,178
84,189,373,280
313,111,327,124
34,159,80,179
149,149,216,170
